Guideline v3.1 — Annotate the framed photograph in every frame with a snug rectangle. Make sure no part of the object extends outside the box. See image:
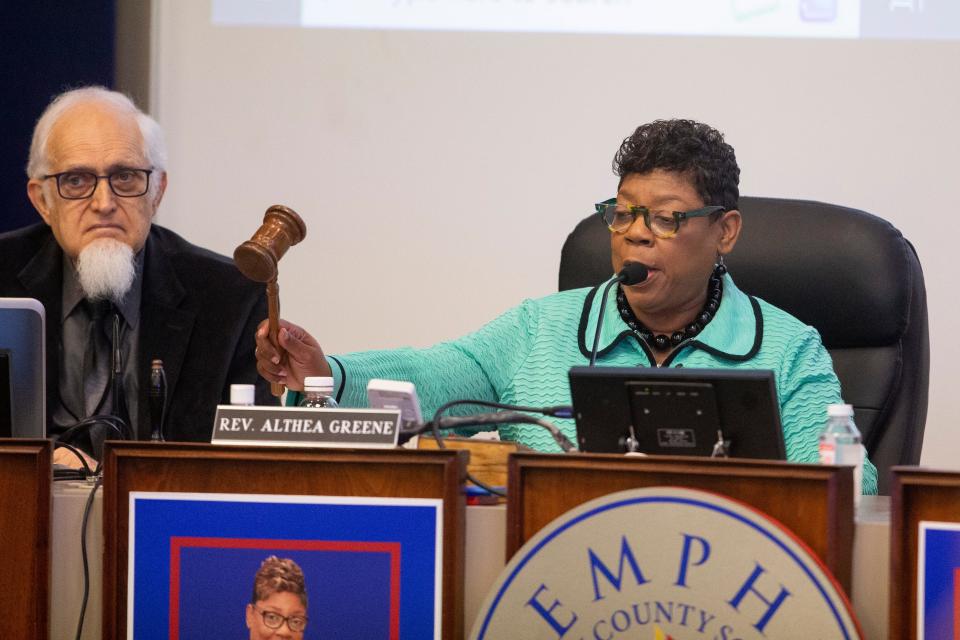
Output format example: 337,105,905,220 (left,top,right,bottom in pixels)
127,492,443,639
